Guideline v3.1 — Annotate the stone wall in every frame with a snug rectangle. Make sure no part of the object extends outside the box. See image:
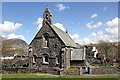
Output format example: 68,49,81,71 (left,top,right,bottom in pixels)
91,66,118,74
29,22,66,73
29,21,74,74
2,68,59,75
2,67,81,75
2,66,119,75
63,69,80,75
